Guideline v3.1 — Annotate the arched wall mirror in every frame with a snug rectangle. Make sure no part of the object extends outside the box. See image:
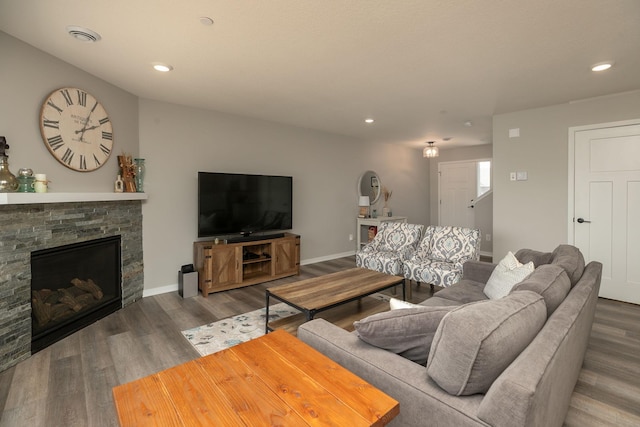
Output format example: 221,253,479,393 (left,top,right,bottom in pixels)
358,170,381,204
